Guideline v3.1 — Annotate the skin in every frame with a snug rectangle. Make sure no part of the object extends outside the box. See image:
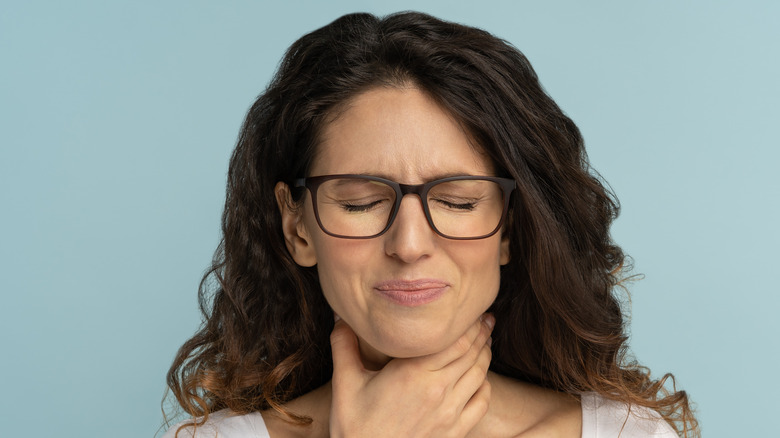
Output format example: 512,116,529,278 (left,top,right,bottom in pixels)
272,86,582,437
